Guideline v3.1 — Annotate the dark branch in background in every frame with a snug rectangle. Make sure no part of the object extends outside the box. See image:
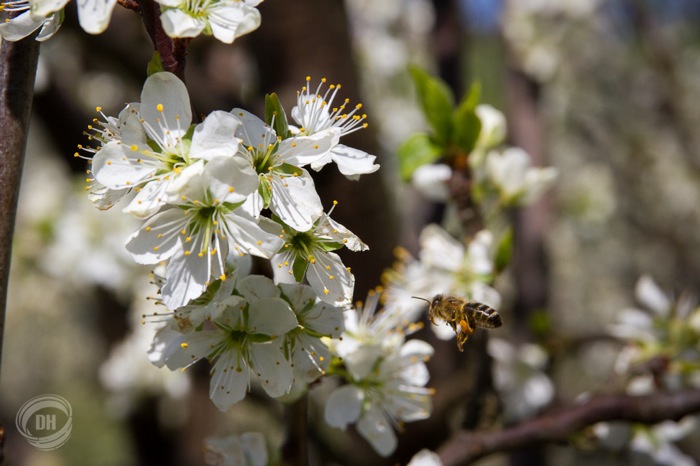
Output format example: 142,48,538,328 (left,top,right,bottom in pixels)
438,389,700,465
139,0,190,80
282,394,309,466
